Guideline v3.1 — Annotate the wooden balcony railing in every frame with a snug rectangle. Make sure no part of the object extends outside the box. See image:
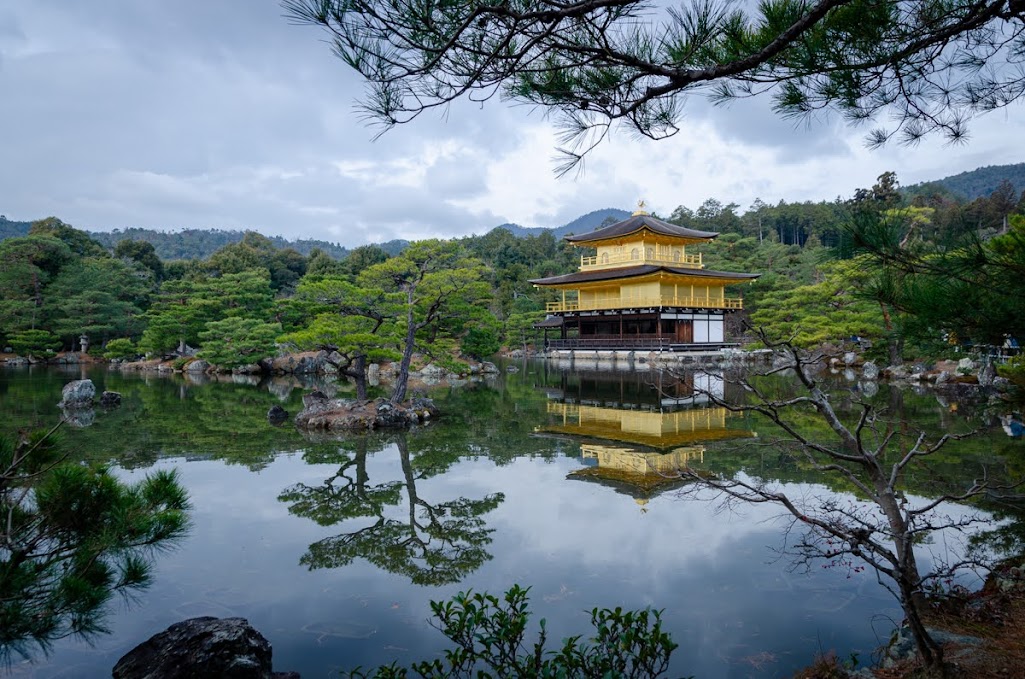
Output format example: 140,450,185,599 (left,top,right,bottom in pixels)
580,252,702,270
544,338,740,351
545,295,743,313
